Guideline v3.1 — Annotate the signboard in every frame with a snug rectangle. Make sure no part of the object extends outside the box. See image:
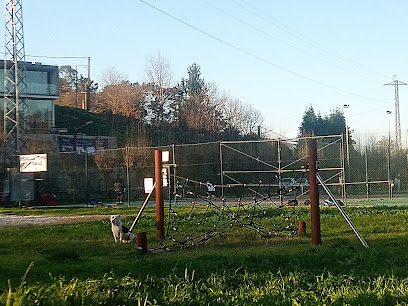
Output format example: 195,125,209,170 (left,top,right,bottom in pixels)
144,177,154,194
19,154,47,173
162,168,169,187
162,151,170,163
